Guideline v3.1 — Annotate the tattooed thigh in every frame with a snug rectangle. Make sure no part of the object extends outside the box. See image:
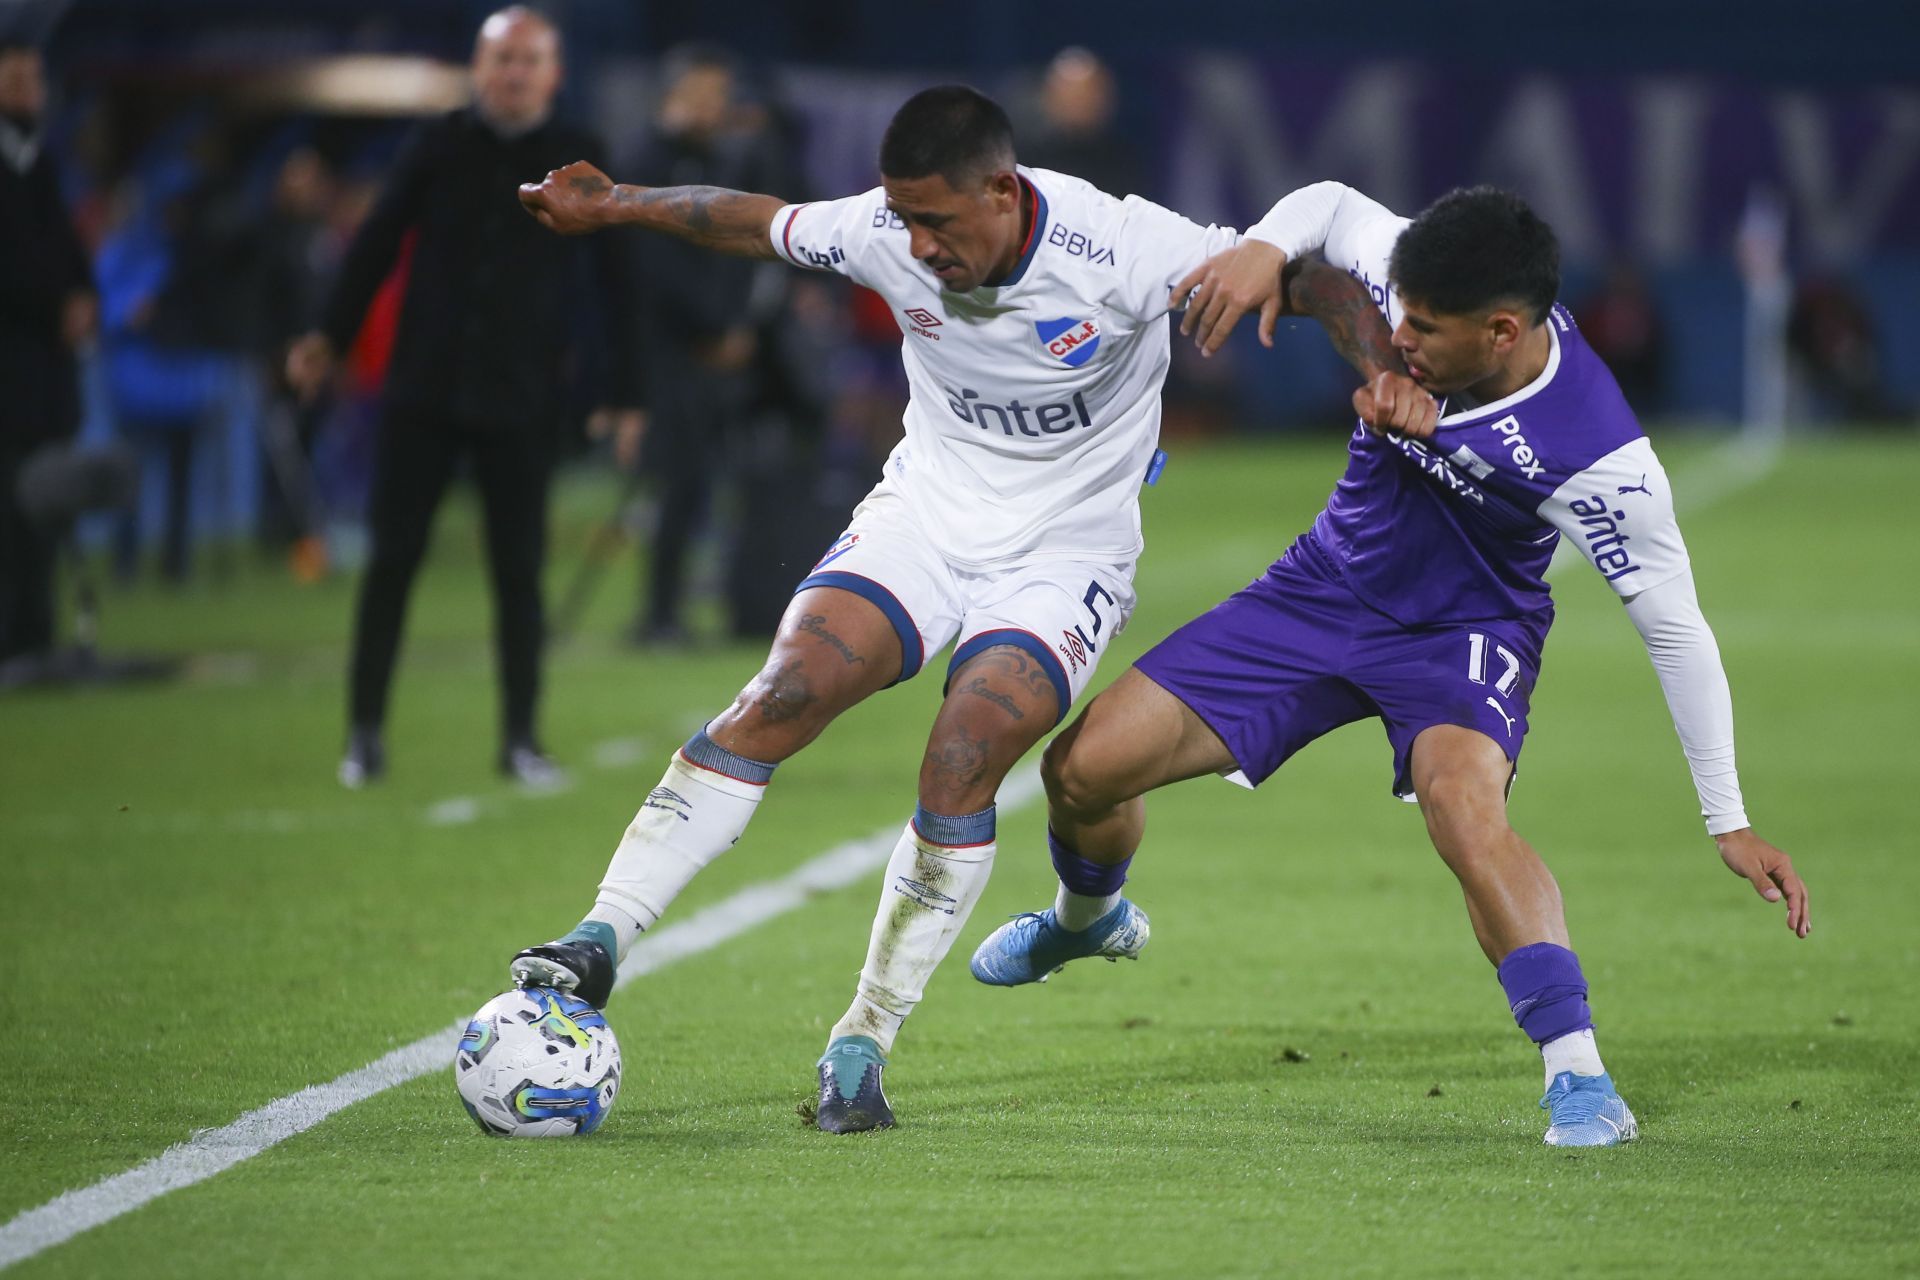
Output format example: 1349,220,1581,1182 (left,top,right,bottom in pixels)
797,612,867,667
